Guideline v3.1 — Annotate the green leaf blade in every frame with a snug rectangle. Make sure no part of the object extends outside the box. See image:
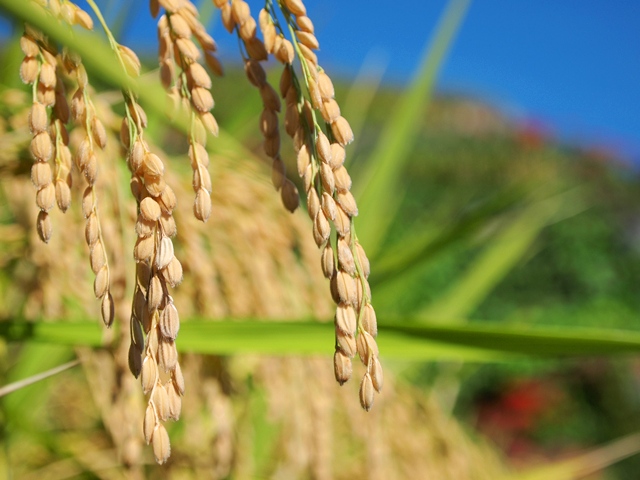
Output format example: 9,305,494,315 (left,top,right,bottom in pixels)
5,319,640,362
